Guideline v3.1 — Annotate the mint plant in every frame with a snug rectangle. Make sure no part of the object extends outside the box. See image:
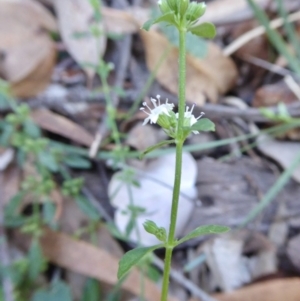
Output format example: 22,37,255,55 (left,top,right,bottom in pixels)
117,1,229,300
